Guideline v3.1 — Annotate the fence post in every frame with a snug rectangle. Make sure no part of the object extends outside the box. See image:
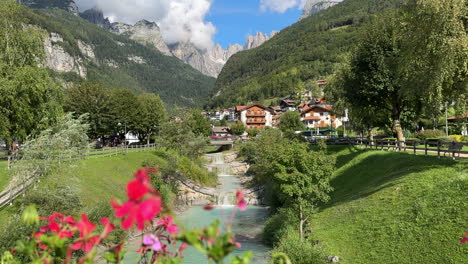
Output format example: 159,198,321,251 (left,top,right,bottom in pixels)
437,141,441,158
424,141,428,156
452,142,456,160
413,141,416,155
